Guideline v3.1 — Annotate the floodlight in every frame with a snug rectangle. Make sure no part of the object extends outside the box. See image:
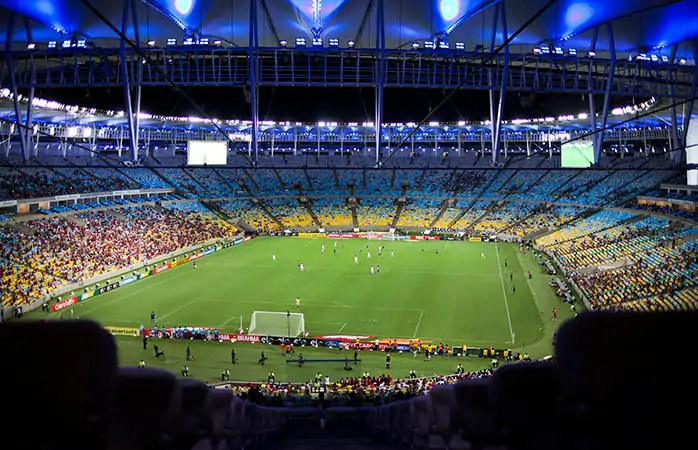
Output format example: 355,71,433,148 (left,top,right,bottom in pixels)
183,37,193,45
27,43,36,50
680,58,687,64
295,37,306,47
48,41,56,48
279,39,287,47
62,40,72,48
533,47,541,54
568,48,577,56
438,41,449,49
312,38,322,46
540,45,550,54
424,41,435,49
76,39,86,48
661,55,669,63
199,38,209,45
213,39,222,45
650,54,658,62
553,47,563,54
329,38,339,46
588,51,596,57
454,42,464,50
166,38,177,46
411,42,419,49
347,40,355,47
147,40,156,47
